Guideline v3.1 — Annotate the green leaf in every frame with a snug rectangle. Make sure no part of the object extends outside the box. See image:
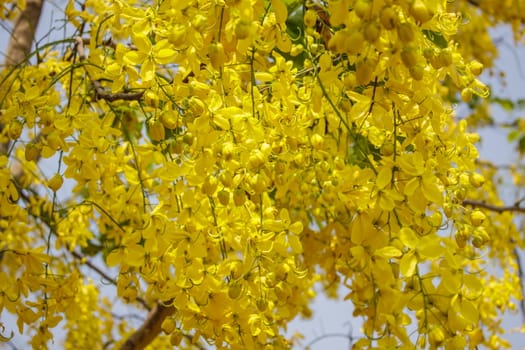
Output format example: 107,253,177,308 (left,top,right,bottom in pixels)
490,97,514,111
422,30,448,49
518,136,525,154
285,3,304,39
508,129,520,142
81,240,104,256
